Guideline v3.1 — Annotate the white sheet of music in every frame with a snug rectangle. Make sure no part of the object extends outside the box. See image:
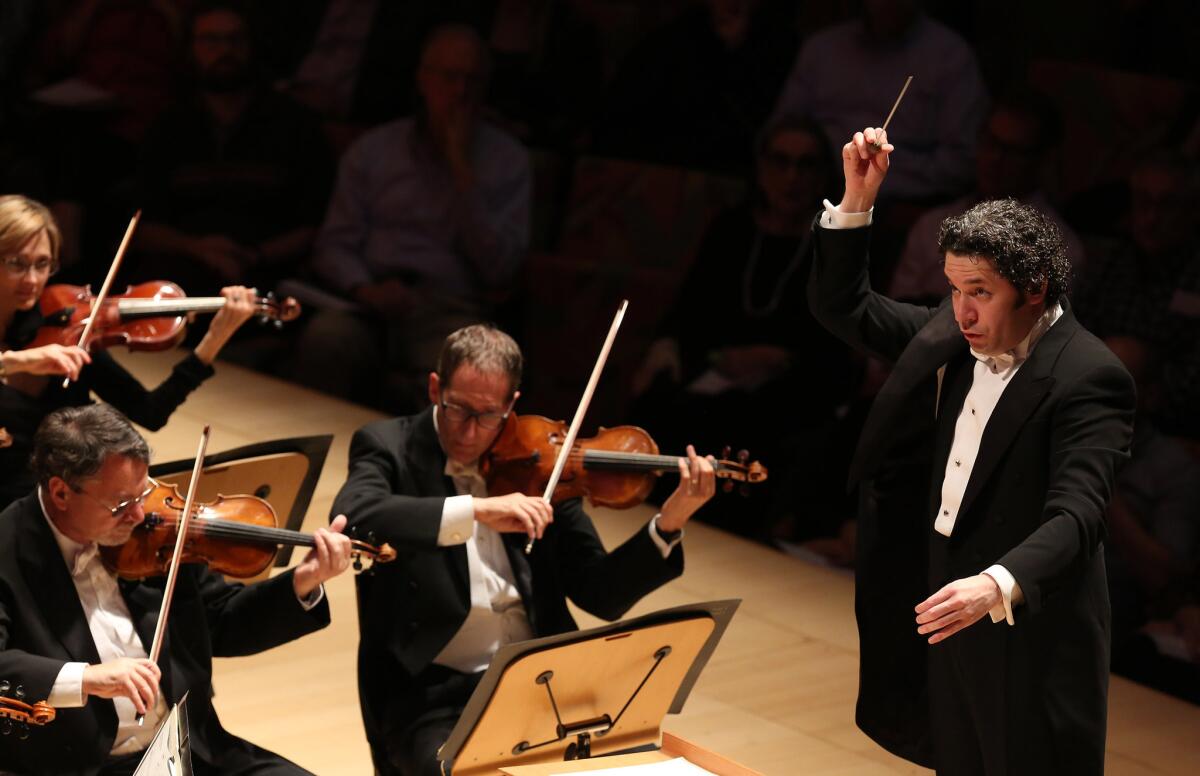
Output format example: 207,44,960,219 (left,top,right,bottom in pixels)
551,758,718,776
